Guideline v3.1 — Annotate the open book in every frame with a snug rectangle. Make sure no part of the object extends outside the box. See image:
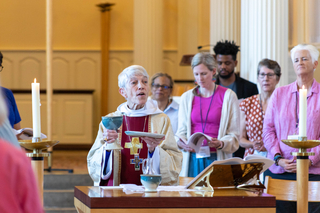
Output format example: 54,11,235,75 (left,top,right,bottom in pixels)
176,132,213,152
186,155,274,190
211,154,274,174
13,128,47,140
